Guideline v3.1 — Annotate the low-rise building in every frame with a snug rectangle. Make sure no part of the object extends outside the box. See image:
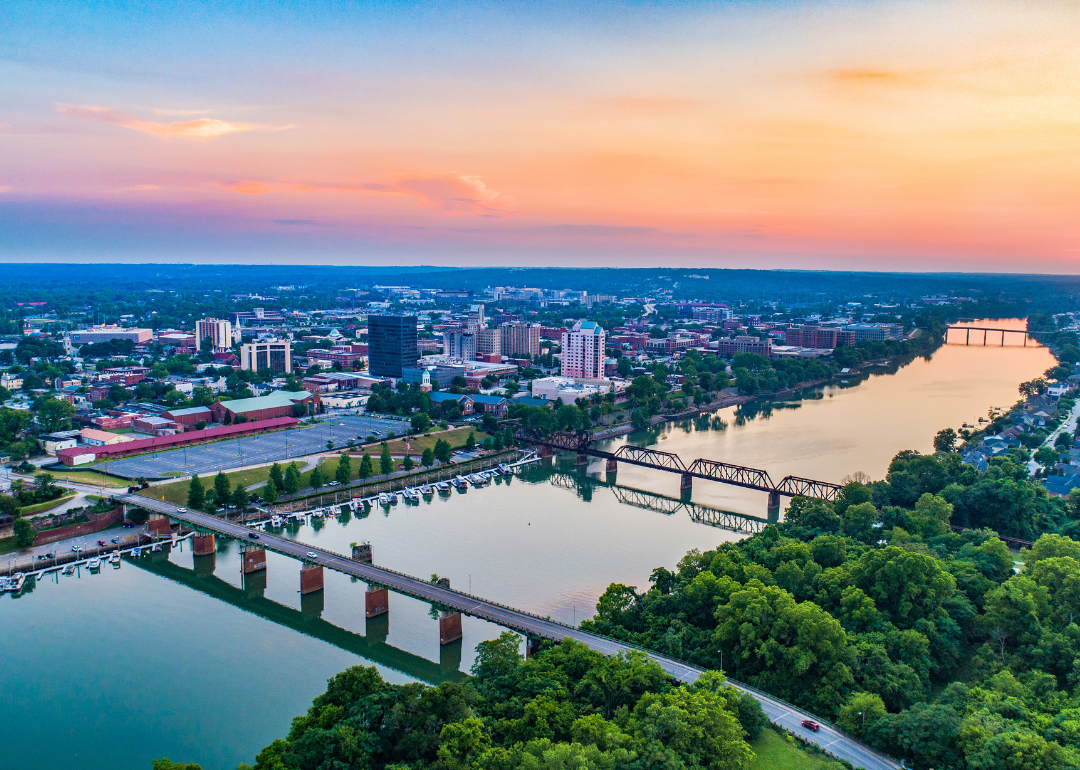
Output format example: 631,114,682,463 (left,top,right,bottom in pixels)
80,428,137,447
162,406,213,430
712,336,773,358
210,390,318,423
